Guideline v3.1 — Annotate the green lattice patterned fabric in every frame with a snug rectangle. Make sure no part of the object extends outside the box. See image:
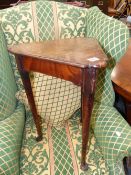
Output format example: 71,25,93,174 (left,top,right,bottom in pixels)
20,111,110,175
0,25,25,175
92,104,131,174
0,26,17,121
0,103,25,175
